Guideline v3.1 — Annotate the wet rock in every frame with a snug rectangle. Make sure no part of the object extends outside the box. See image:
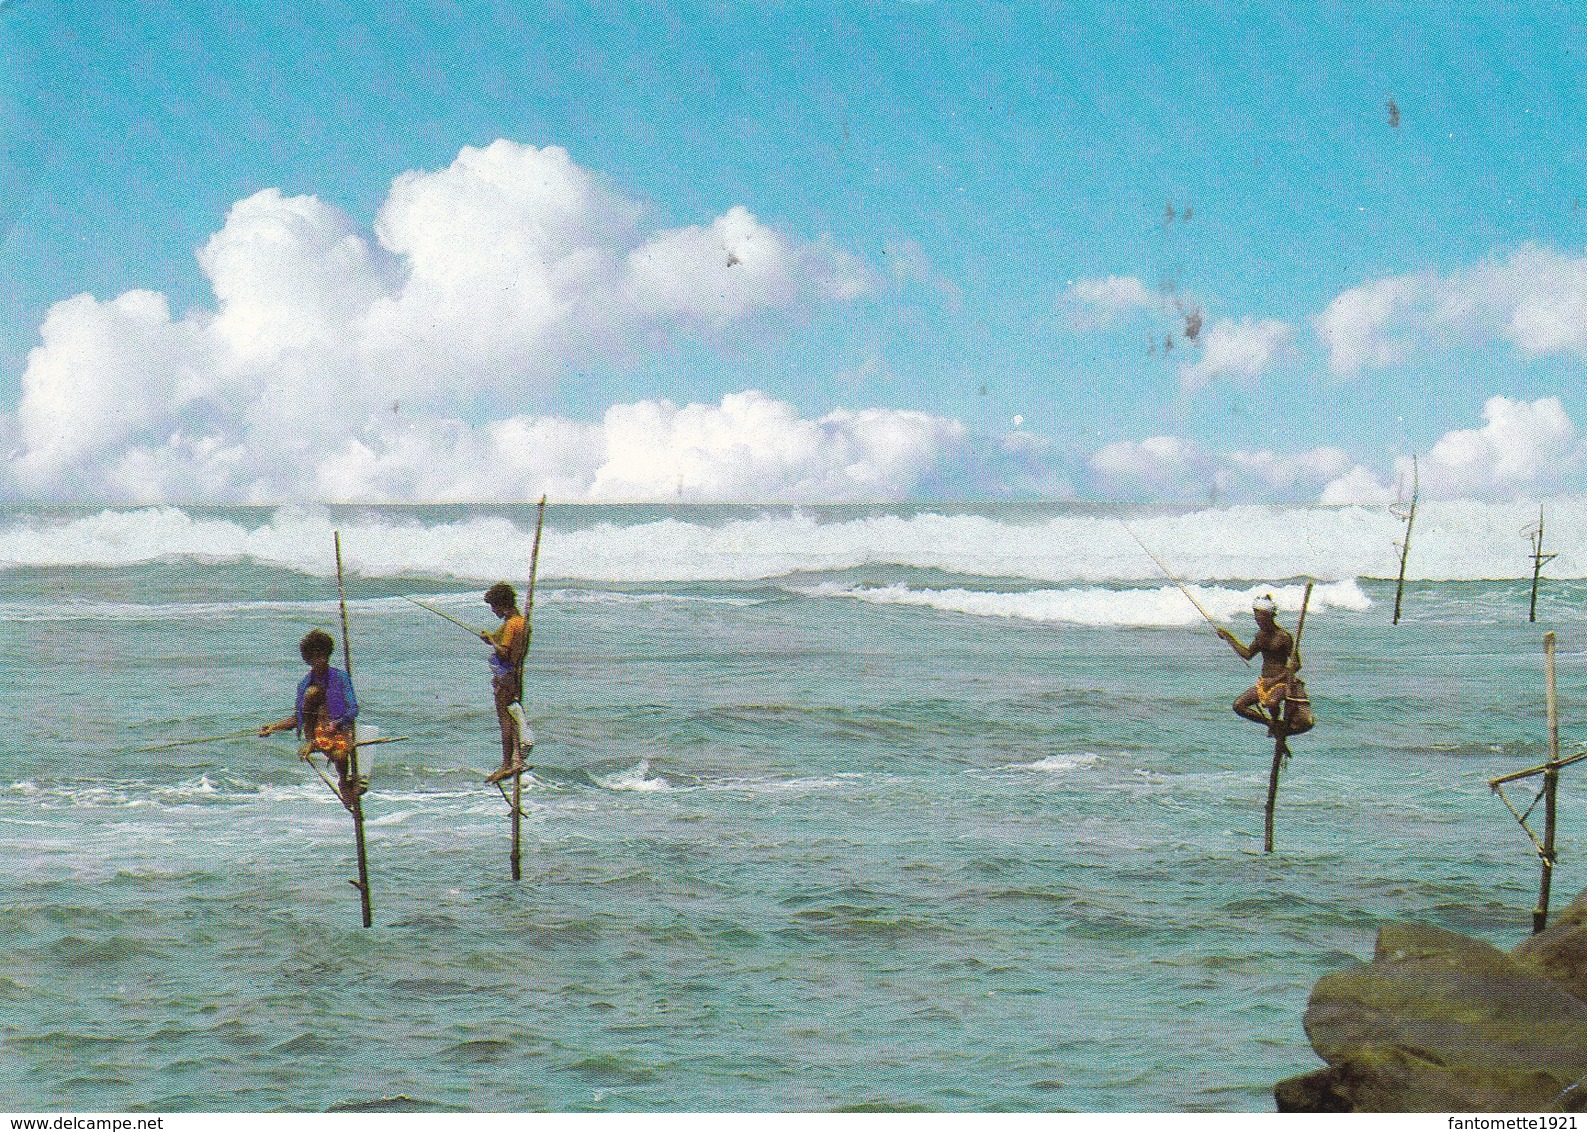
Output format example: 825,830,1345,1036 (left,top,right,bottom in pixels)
1276,914,1587,1112
1513,889,1587,1002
